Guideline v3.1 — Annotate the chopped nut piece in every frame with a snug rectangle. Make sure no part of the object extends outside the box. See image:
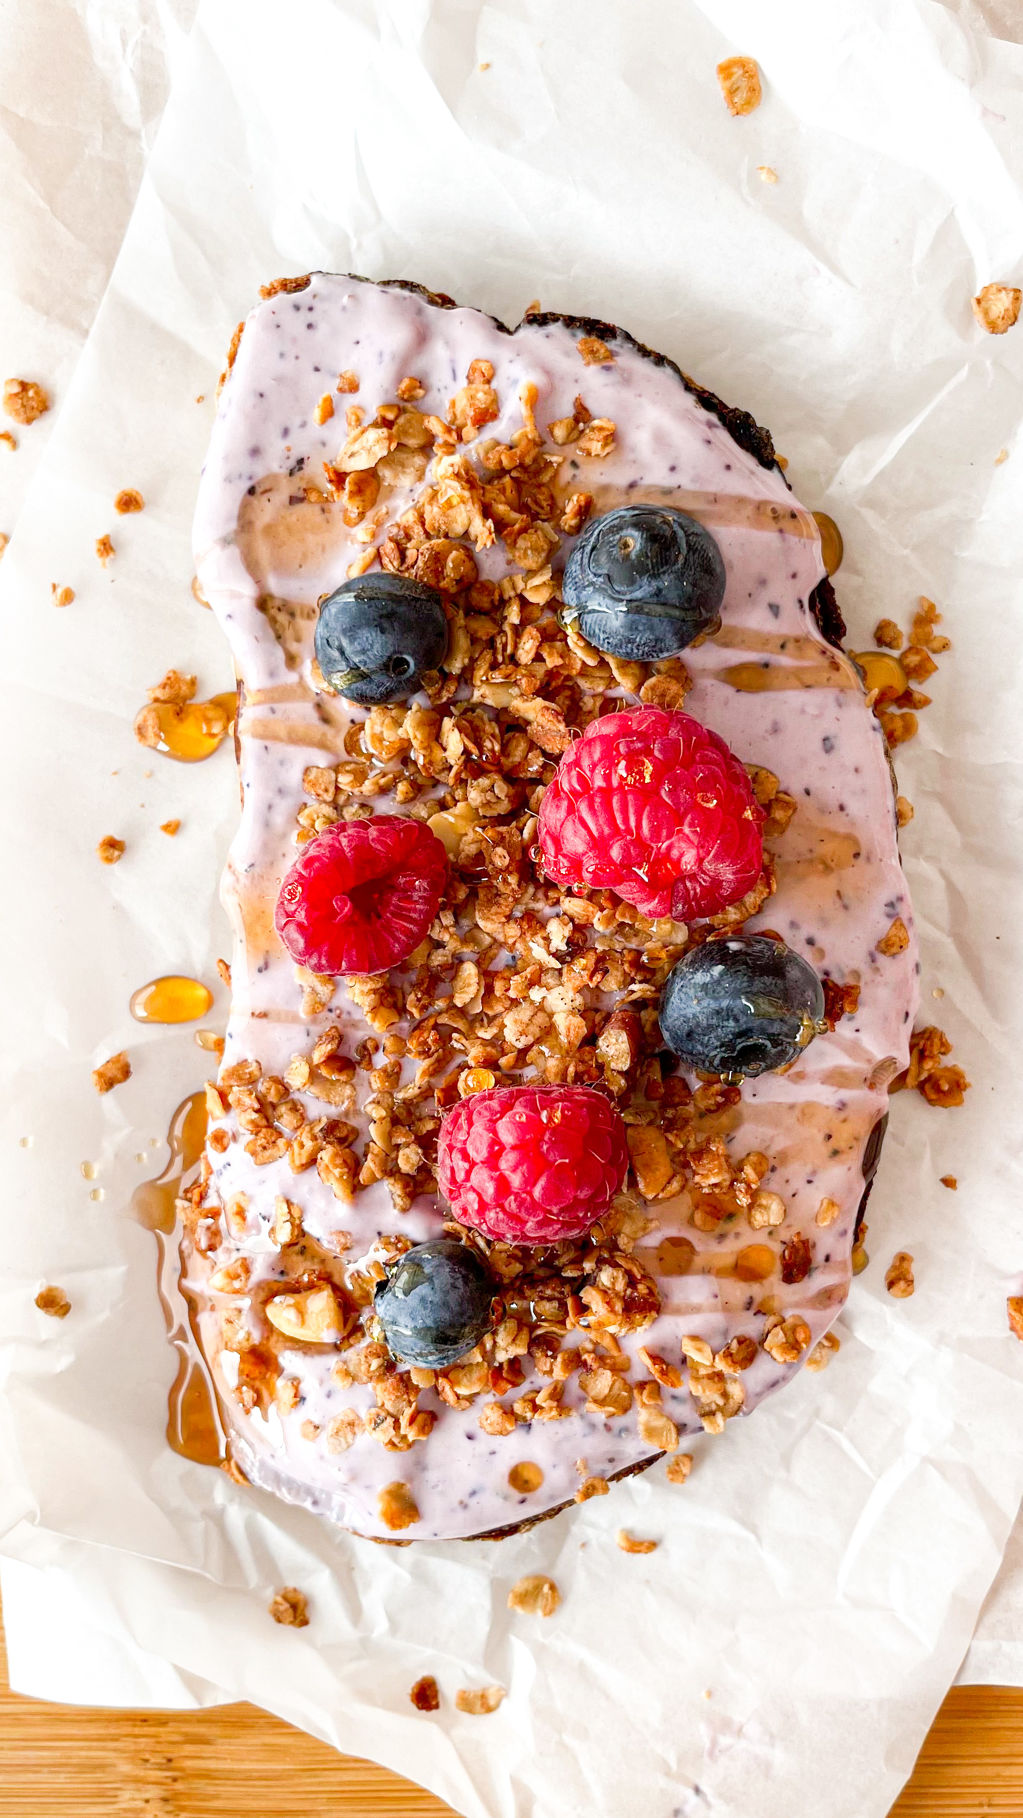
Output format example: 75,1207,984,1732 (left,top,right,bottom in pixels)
805,1331,841,1371
763,1315,811,1363
972,283,1021,335
35,1285,71,1319
666,1453,693,1485
507,1574,561,1617
336,369,360,393
574,1475,609,1502
749,1189,786,1229
940,1175,958,1190
410,1675,440,1711
93,1051,131,1094
378,1480,420,1530
114,488,145,514
268,1586,309,1627
815,1196,840,1228
873,618,904,650
885,1251,915,1298
577,335,613,365
96,534,115,565
160,818,181,836
148,668,197,705
616,1530,658,1554
397,375,426,402
3,377,49,424
627,1124,674,1199
637,1406,679,1452
876,916,910,956
265,1285,346,1343
96,835,125,864
455,1685,505,1716
920,1066,970,1108
315,393,335,425
717,55,762,116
